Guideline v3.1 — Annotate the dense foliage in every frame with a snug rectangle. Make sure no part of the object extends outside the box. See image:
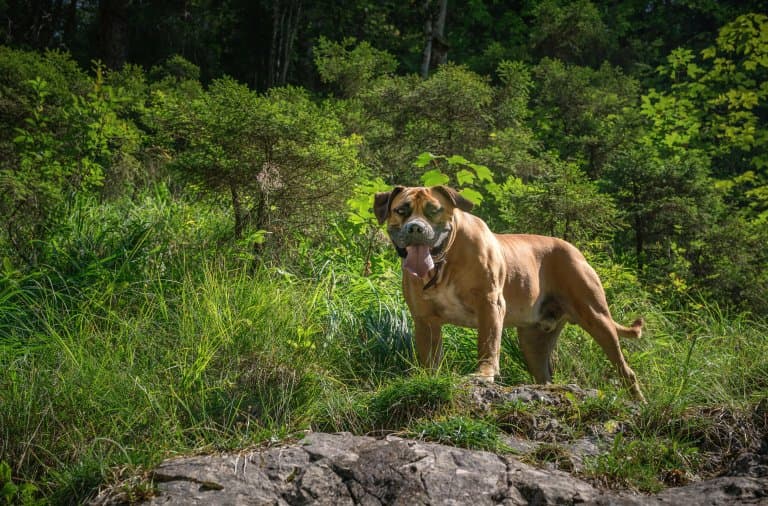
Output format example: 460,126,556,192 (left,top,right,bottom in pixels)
1,6,766,310
0,1,766,503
